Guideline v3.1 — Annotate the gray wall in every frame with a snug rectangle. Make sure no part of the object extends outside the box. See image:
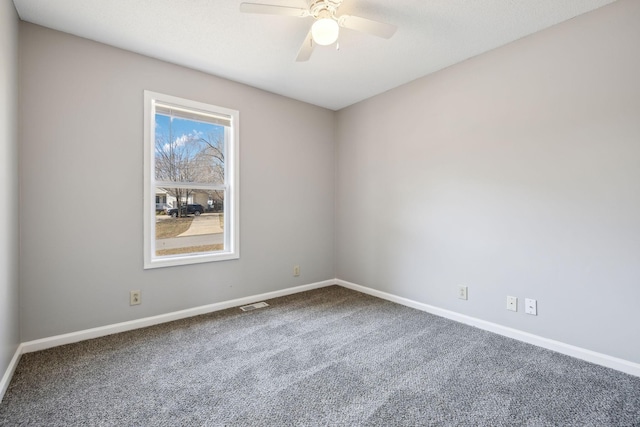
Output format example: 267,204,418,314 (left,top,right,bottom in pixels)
0,0,20,382
19,23,335,341
14,0,640,368
335,0,640,363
